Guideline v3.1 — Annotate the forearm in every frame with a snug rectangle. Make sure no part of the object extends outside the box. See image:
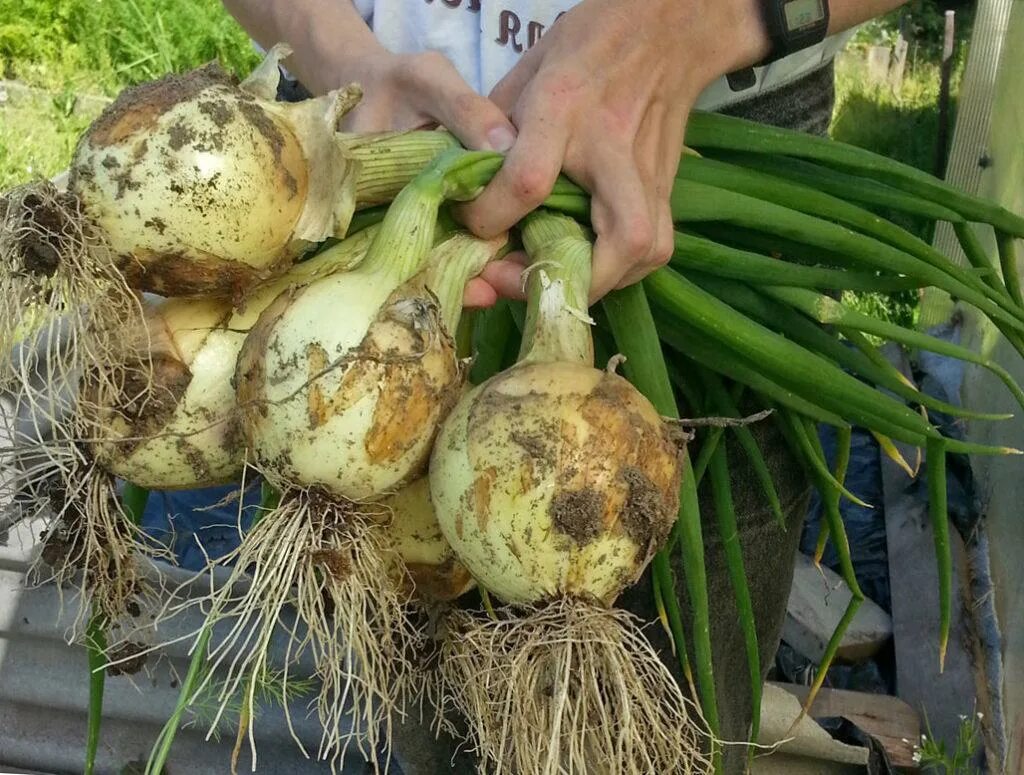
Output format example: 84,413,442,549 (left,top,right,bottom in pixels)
829,0,909,36
221,0,384,94
693,0,909,85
